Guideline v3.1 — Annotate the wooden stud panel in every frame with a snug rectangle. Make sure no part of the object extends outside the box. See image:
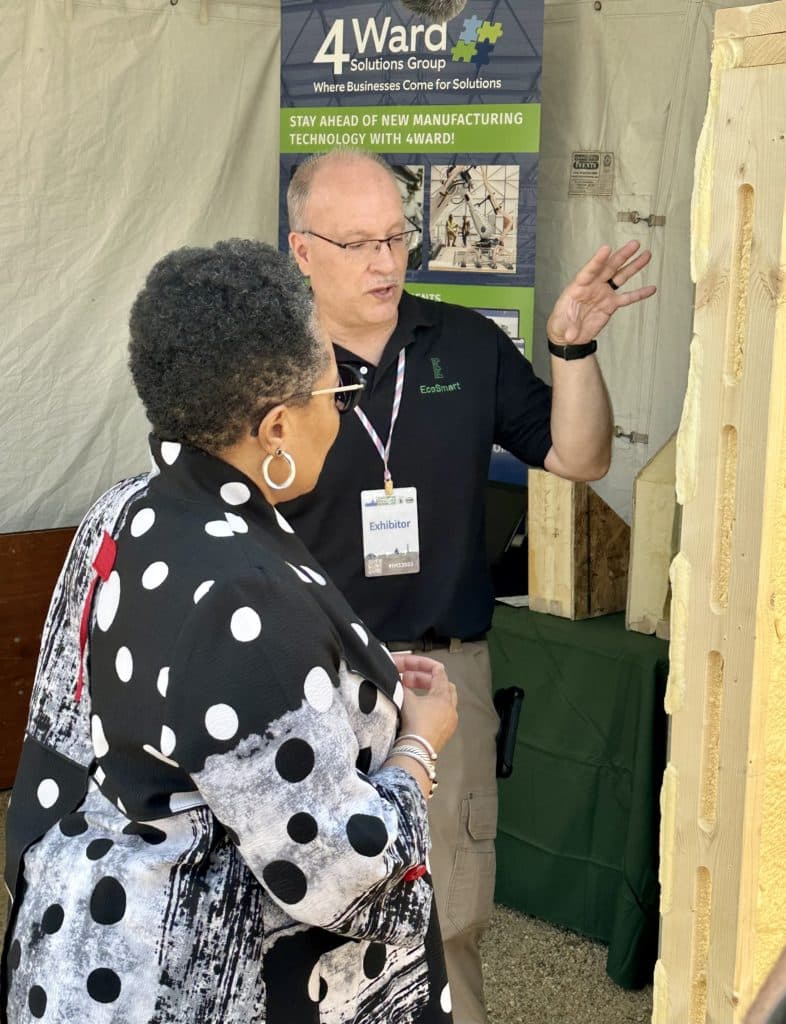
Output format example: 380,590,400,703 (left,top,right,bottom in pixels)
656,8,786,1020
